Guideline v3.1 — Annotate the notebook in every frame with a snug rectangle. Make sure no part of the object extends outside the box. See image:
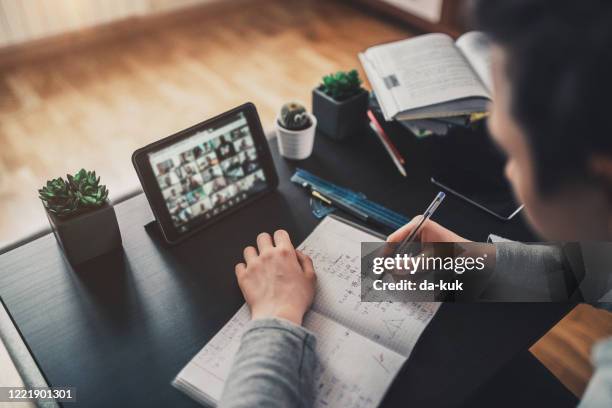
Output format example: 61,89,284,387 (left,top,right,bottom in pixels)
173,215,440,407
359,31,491,121
0,299,56,408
